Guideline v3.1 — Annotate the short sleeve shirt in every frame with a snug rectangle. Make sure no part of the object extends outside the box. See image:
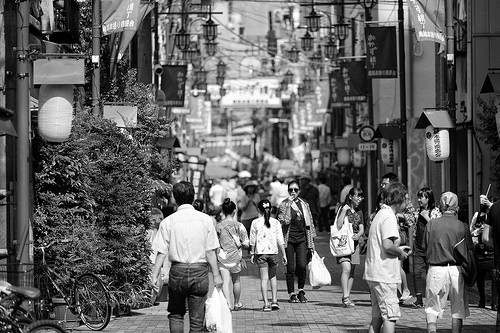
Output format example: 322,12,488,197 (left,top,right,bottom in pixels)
249,217,285,255
363,205,401,283
153,204,219,264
